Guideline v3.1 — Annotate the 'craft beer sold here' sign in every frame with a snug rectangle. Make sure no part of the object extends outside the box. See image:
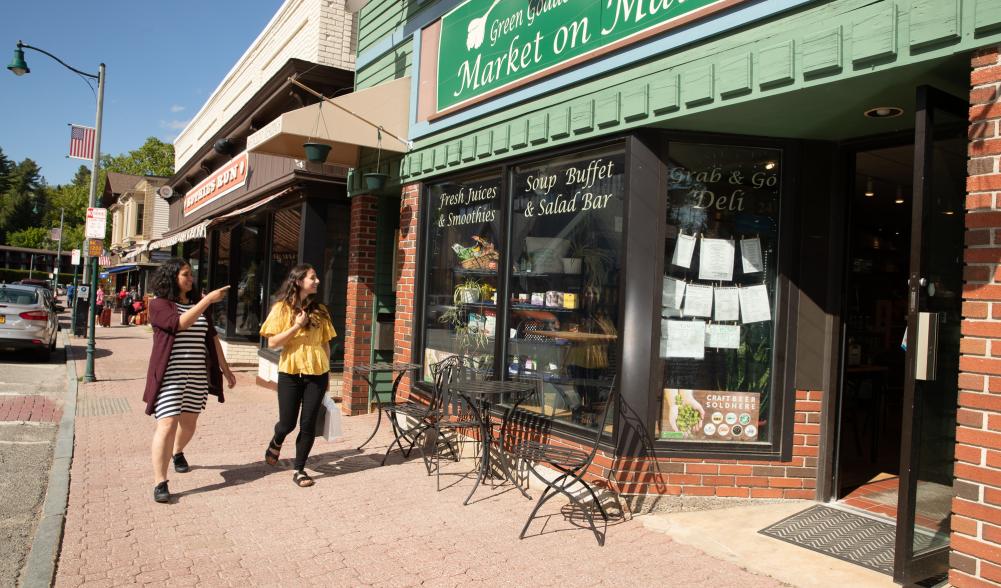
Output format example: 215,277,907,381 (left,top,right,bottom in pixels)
183,151,249,216
436,0,745,113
